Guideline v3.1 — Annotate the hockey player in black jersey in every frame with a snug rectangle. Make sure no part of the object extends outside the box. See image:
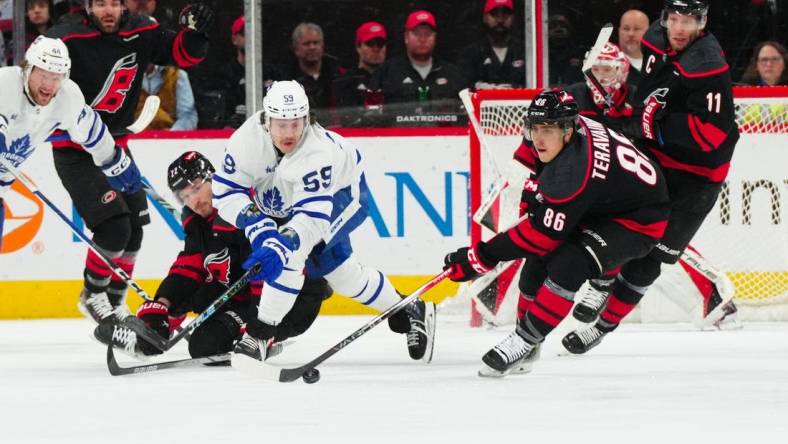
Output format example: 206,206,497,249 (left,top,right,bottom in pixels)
46,0,213,324
562,0,740,354
443,90,670,377
95,151,332,360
